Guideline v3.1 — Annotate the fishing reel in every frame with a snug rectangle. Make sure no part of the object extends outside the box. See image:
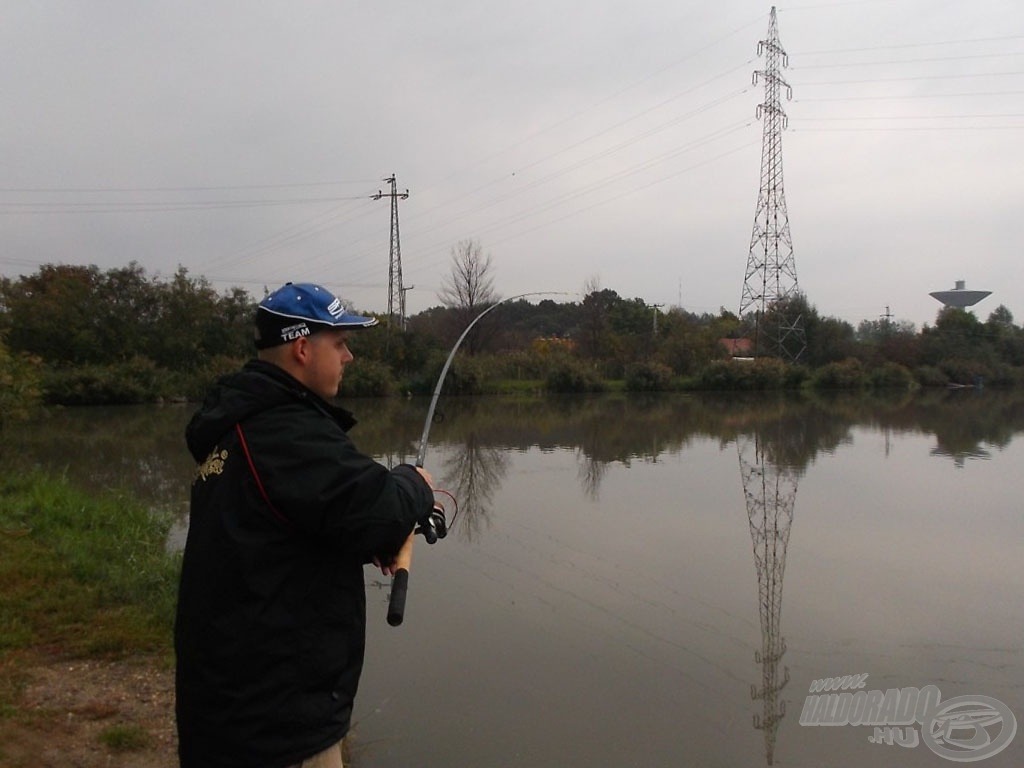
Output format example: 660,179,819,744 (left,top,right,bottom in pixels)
413,489,457,545
415,502,448,544
387,495,453,627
